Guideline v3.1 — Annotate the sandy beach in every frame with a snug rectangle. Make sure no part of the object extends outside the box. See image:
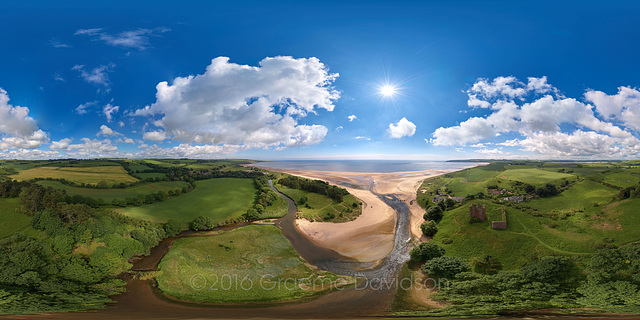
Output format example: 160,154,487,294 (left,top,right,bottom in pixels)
252,165,476,262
